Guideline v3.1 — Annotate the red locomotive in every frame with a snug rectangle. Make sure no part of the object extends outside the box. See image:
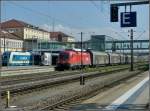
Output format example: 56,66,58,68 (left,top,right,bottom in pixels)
56,49,91,70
